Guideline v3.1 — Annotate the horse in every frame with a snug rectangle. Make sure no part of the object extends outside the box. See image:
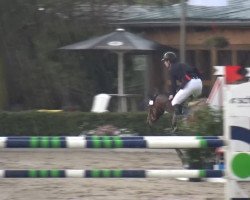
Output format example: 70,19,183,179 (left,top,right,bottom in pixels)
146,93,208,166
146,94,174,126
146,93,208,127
